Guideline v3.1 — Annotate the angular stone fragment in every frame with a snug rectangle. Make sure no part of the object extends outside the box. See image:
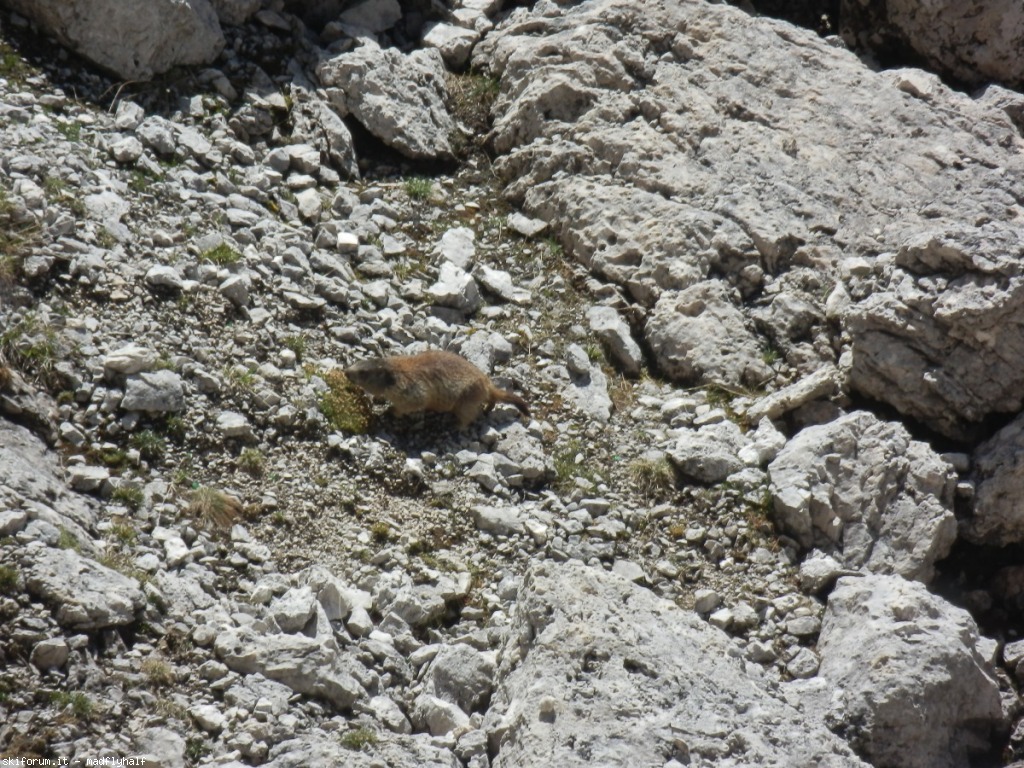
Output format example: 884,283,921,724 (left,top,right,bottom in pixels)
318,41,455,161
768,411,956,582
